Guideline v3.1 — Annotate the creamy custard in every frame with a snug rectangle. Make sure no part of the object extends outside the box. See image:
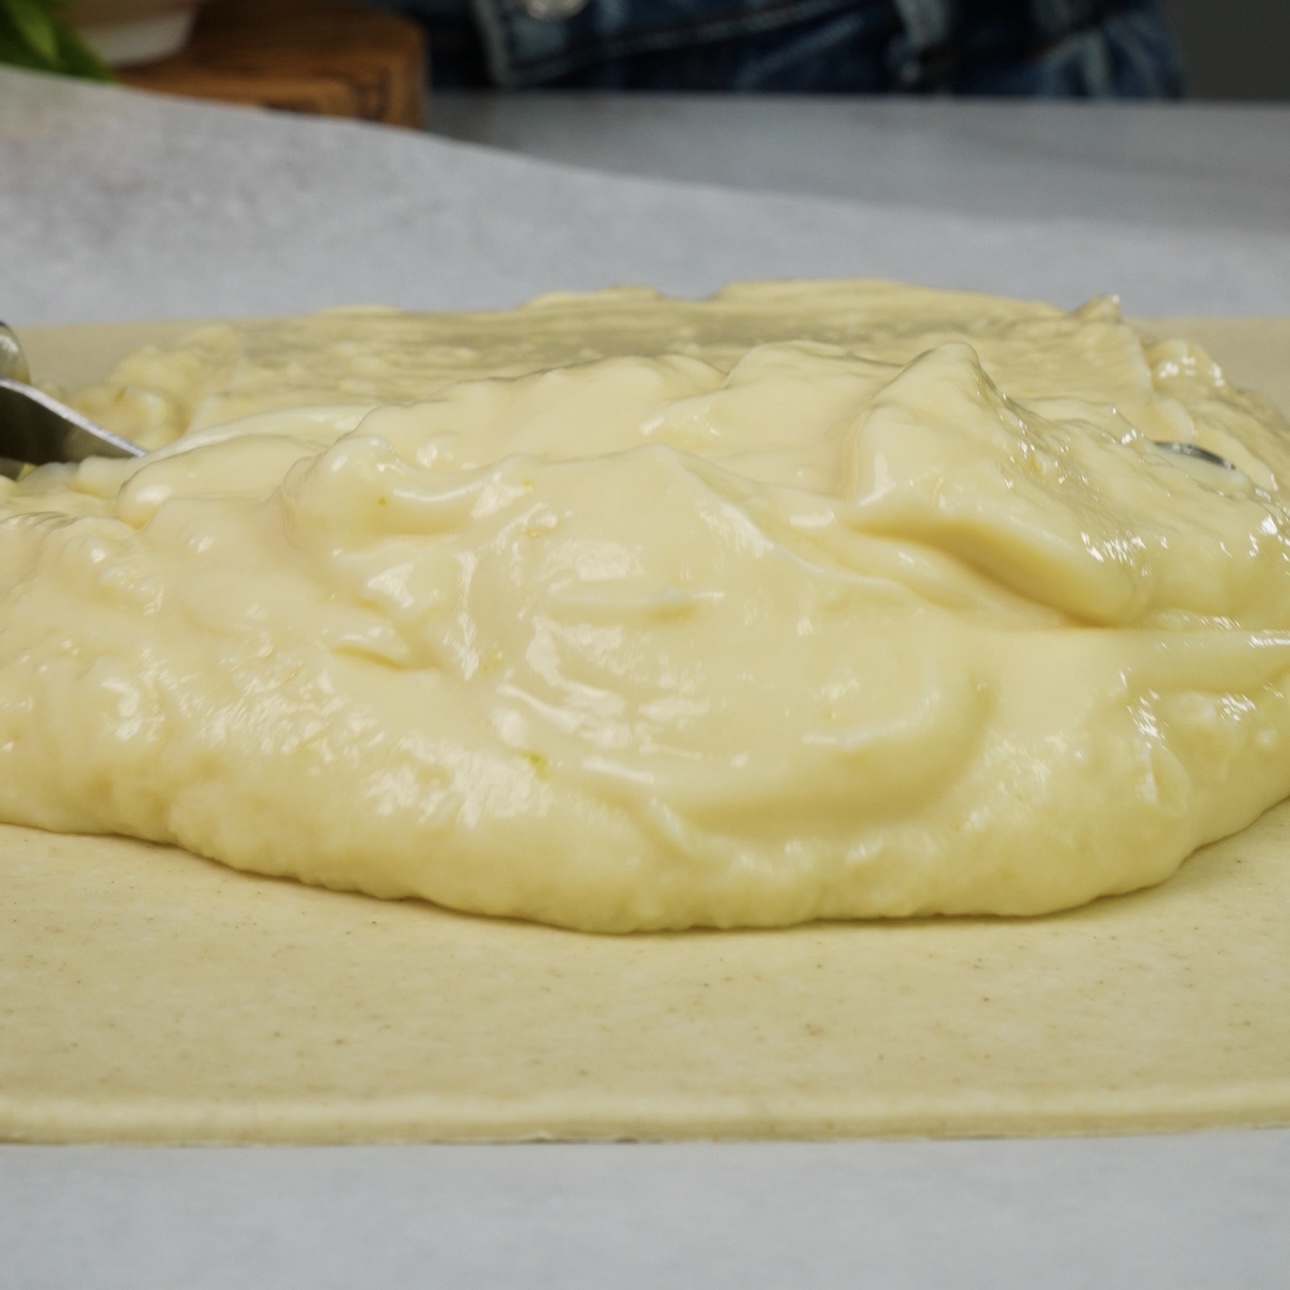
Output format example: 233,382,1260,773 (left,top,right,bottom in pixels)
3,280,1290,932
